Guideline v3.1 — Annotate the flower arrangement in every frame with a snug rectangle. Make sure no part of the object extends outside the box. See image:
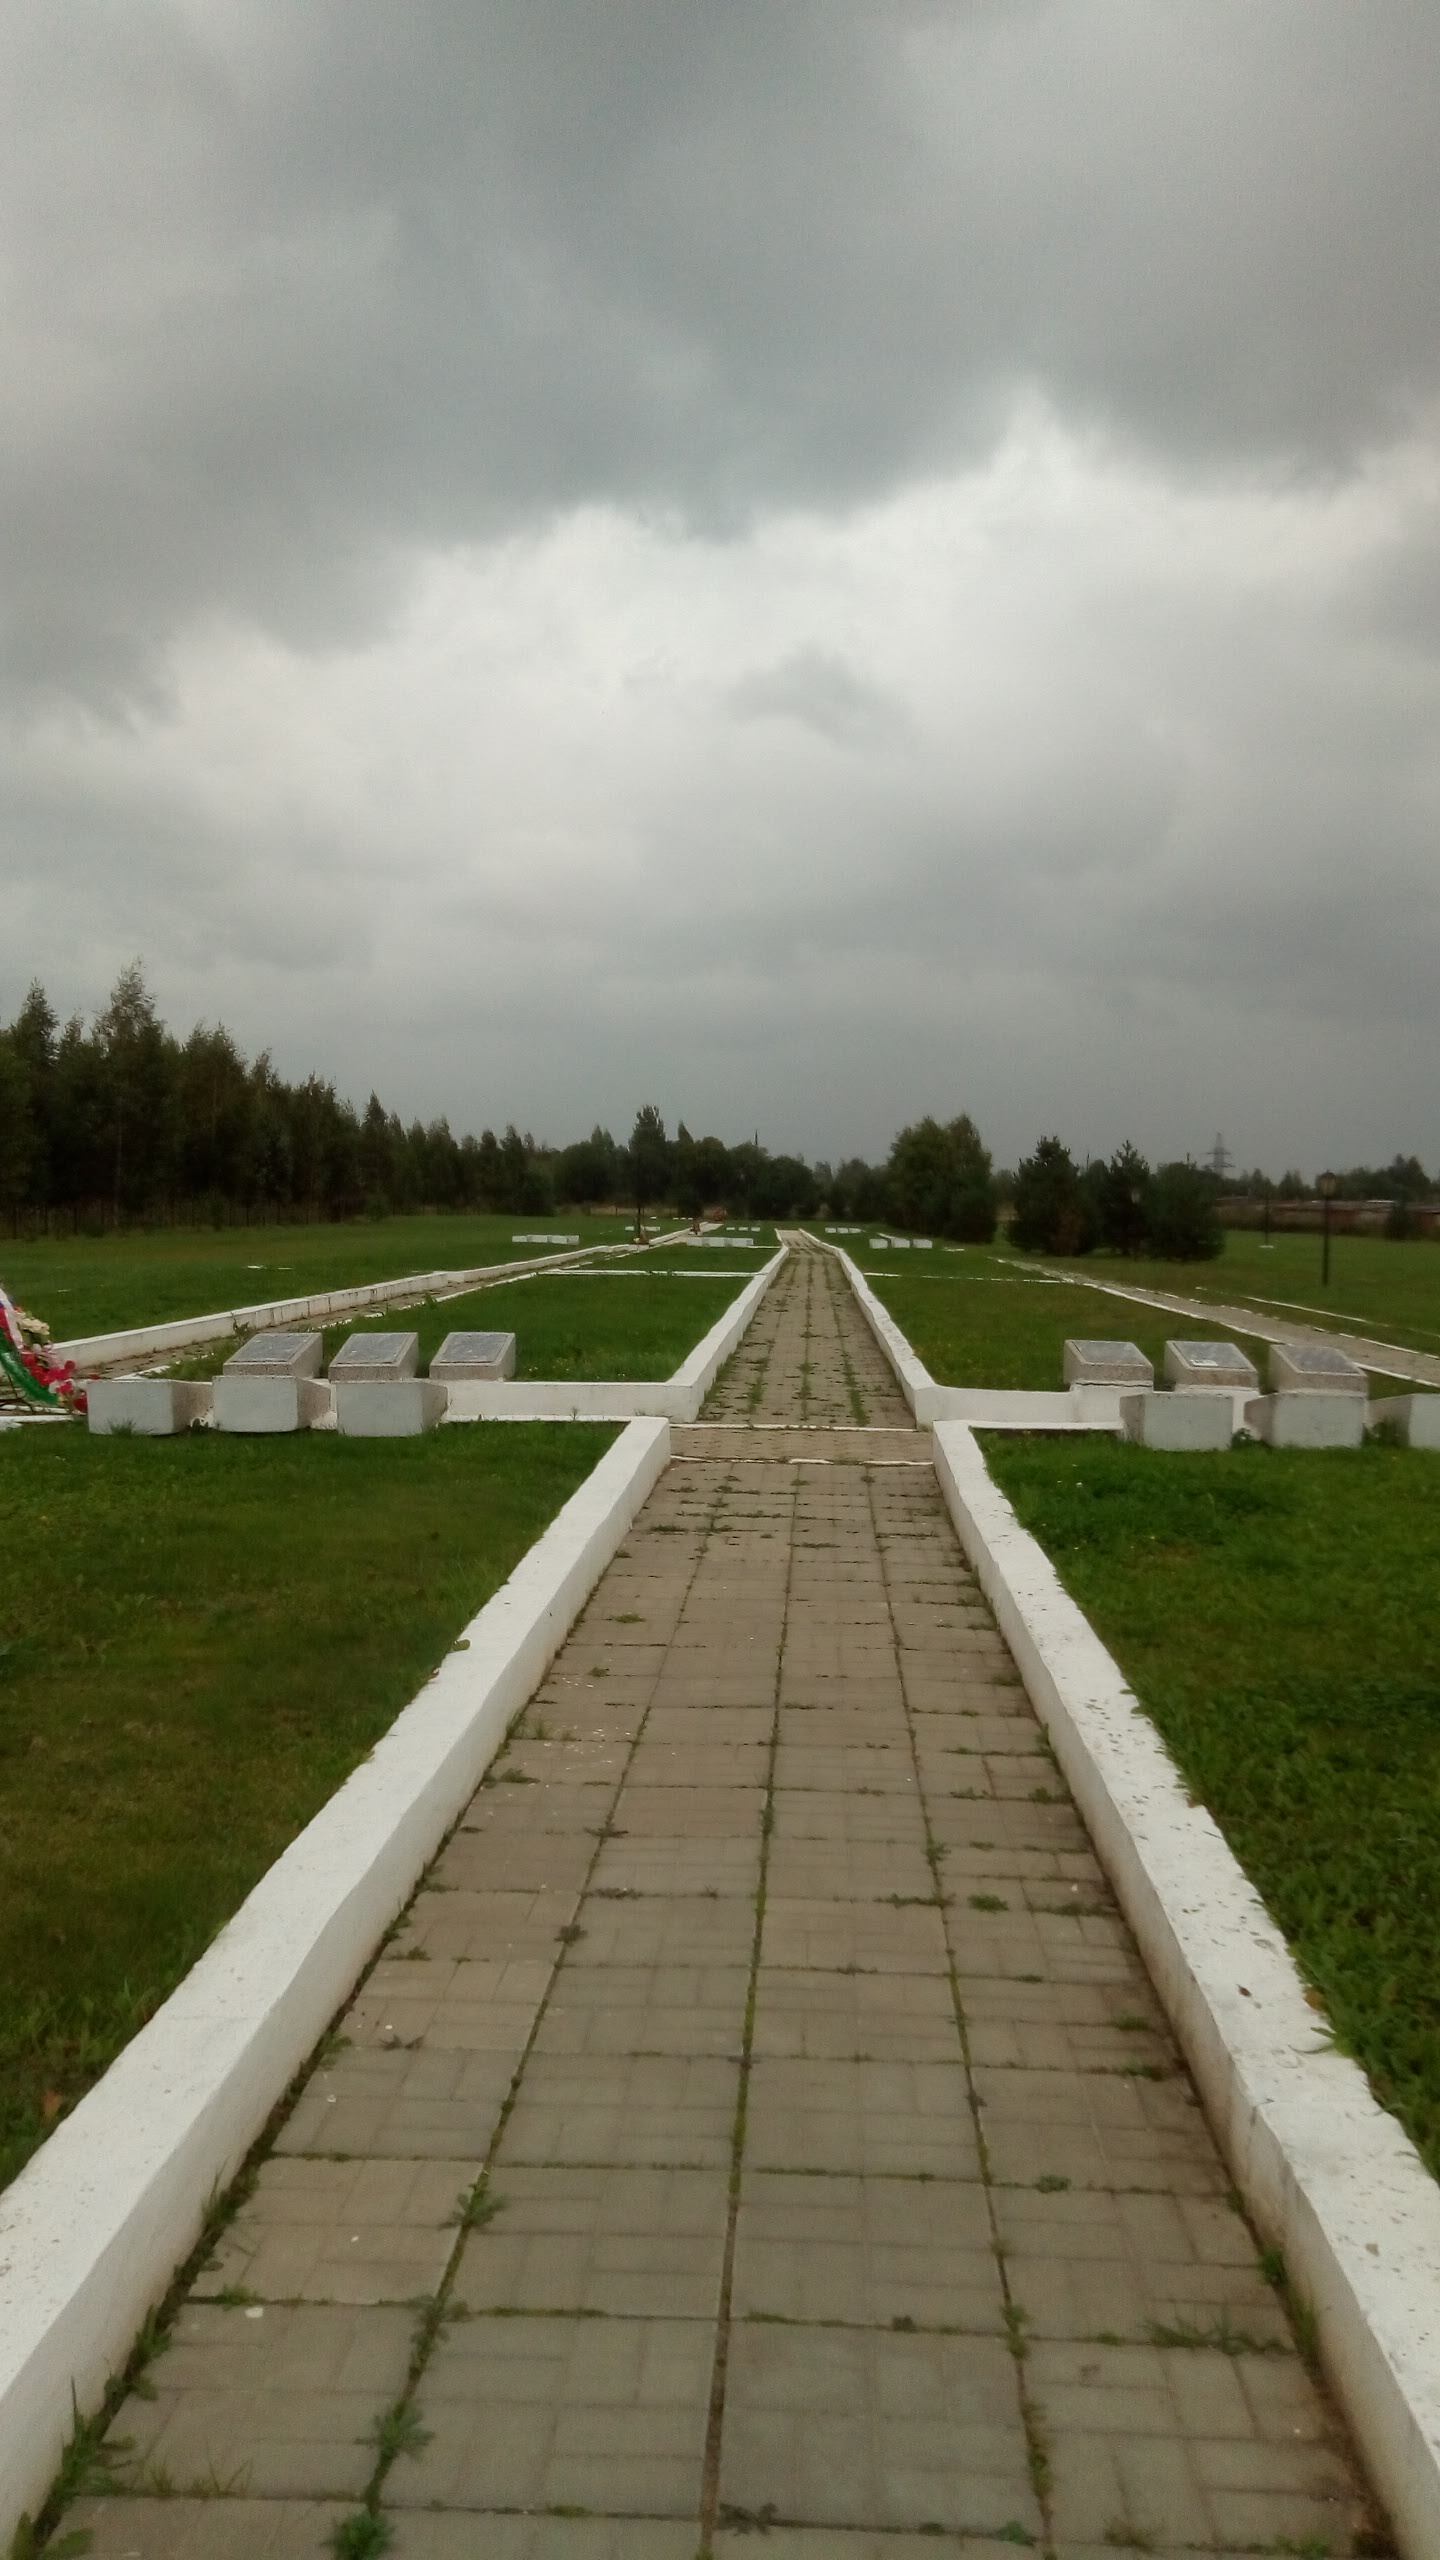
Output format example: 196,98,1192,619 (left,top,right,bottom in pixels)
0,1285,86,1415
